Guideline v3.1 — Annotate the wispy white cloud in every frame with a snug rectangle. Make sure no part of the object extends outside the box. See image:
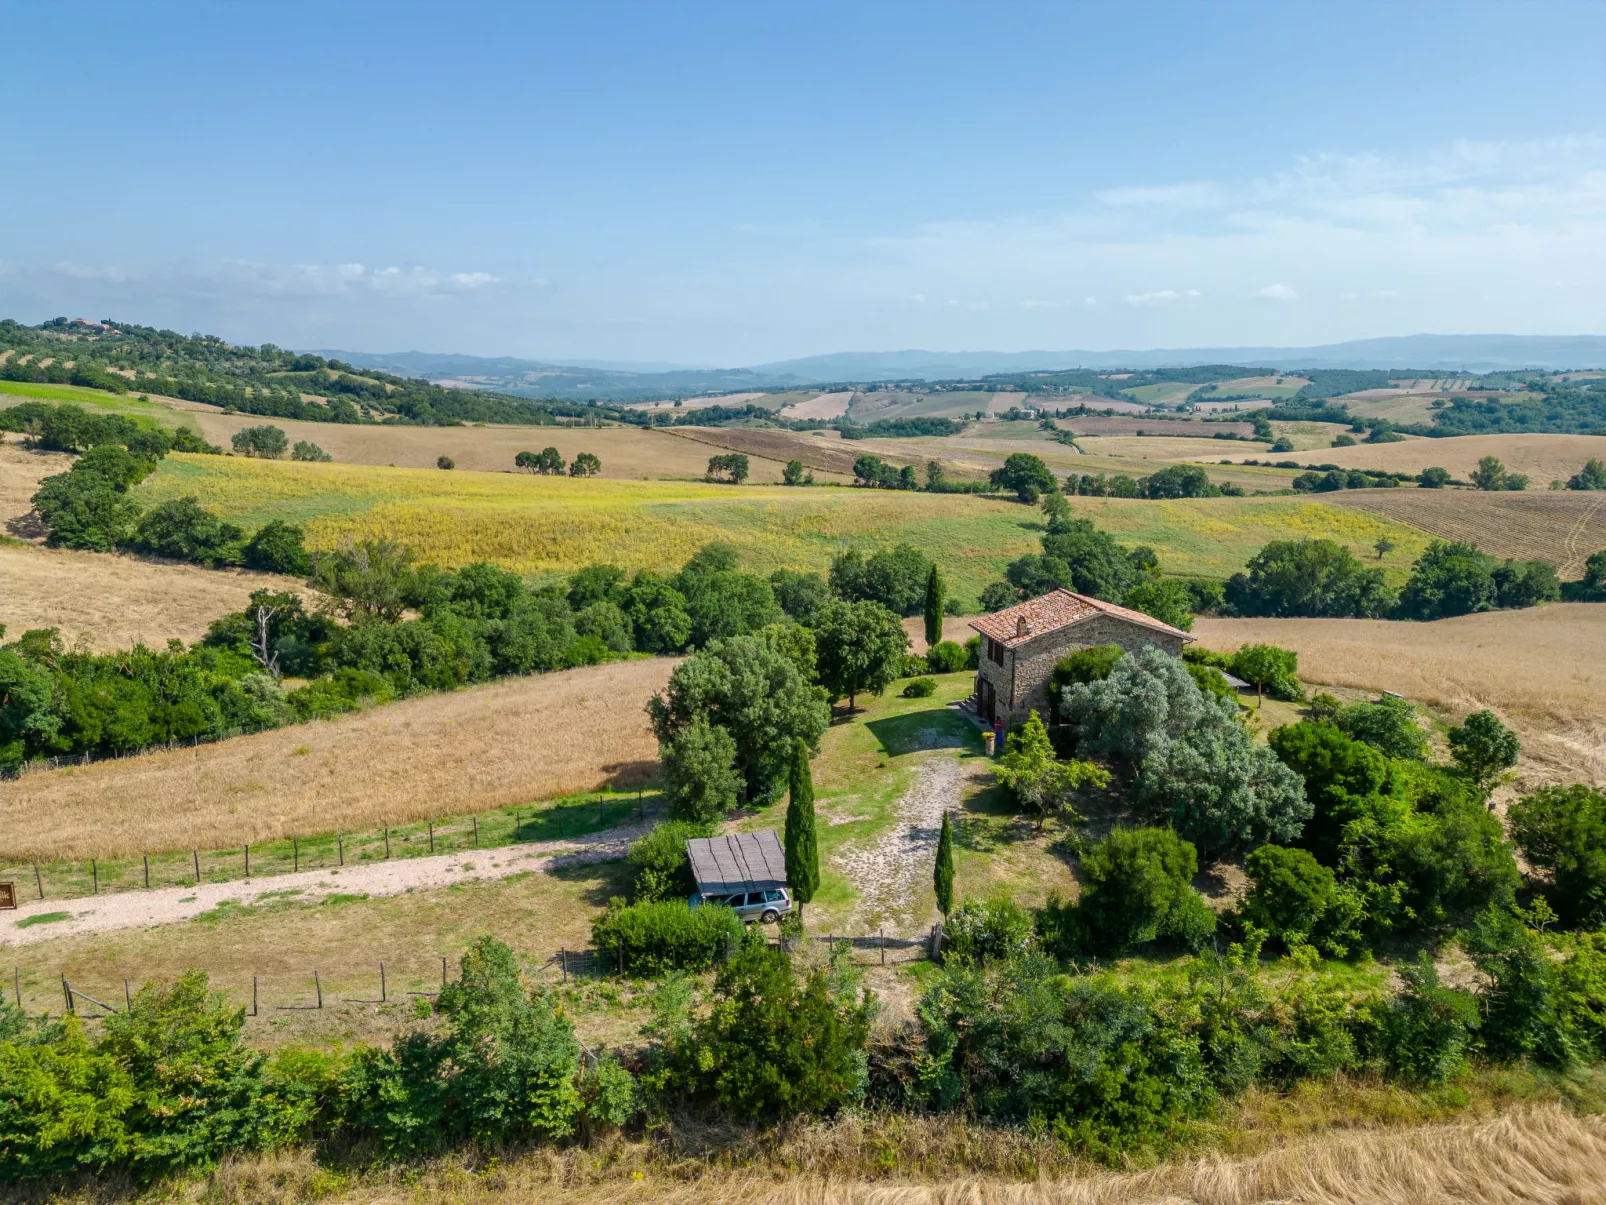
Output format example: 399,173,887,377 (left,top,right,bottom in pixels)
1253,283,1297,301
1125,289,1200,307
